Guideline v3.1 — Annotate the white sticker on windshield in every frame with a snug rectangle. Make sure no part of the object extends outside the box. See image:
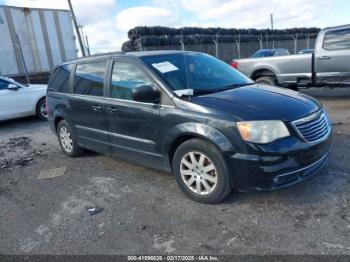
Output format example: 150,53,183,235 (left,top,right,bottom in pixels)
151,61,179,73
